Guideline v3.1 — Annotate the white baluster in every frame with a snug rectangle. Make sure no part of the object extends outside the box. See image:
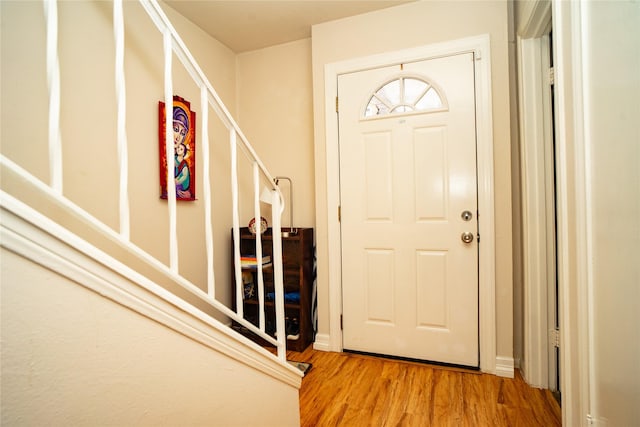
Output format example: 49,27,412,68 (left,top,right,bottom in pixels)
253,163,265,331
113,0,130,240
201,87,215,298
271,190,286,361
43,0,62,193
230,130,243,317
163,29,178,273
